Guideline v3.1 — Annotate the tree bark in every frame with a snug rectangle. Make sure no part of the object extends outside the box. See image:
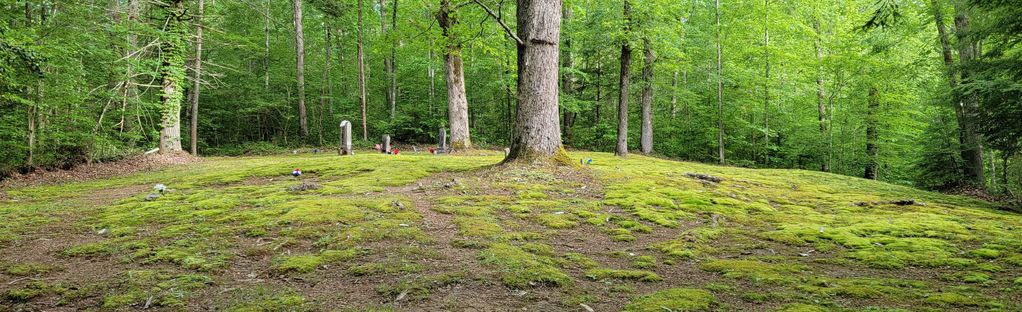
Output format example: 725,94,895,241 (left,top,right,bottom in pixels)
293,0,309,138
384,0,398,119
357,0,368,140
319,25,332,146
437,0,471,149
561,4,575,143
864,86,879,179
158,0,187,154
953,2,985,186
813,17,829,172
640,38,654,154
615,0,632,157
504,0,563,163
715,0,724,165
264,0,271,89
190,0,204,155
670,70,678,119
